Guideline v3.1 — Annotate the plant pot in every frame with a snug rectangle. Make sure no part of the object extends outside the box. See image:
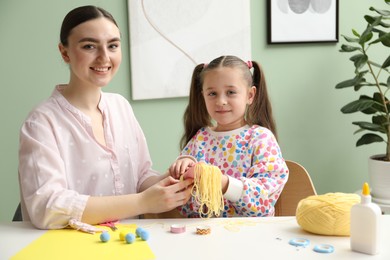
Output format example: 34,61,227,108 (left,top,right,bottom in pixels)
368,155,390,200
